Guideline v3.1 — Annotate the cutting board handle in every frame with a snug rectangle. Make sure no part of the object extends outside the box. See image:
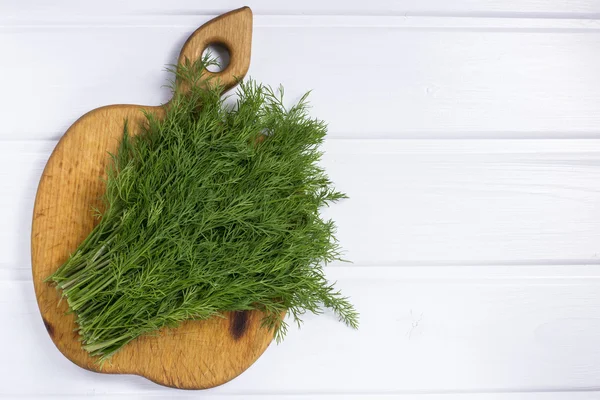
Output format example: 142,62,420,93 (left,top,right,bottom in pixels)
176,6,253,93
